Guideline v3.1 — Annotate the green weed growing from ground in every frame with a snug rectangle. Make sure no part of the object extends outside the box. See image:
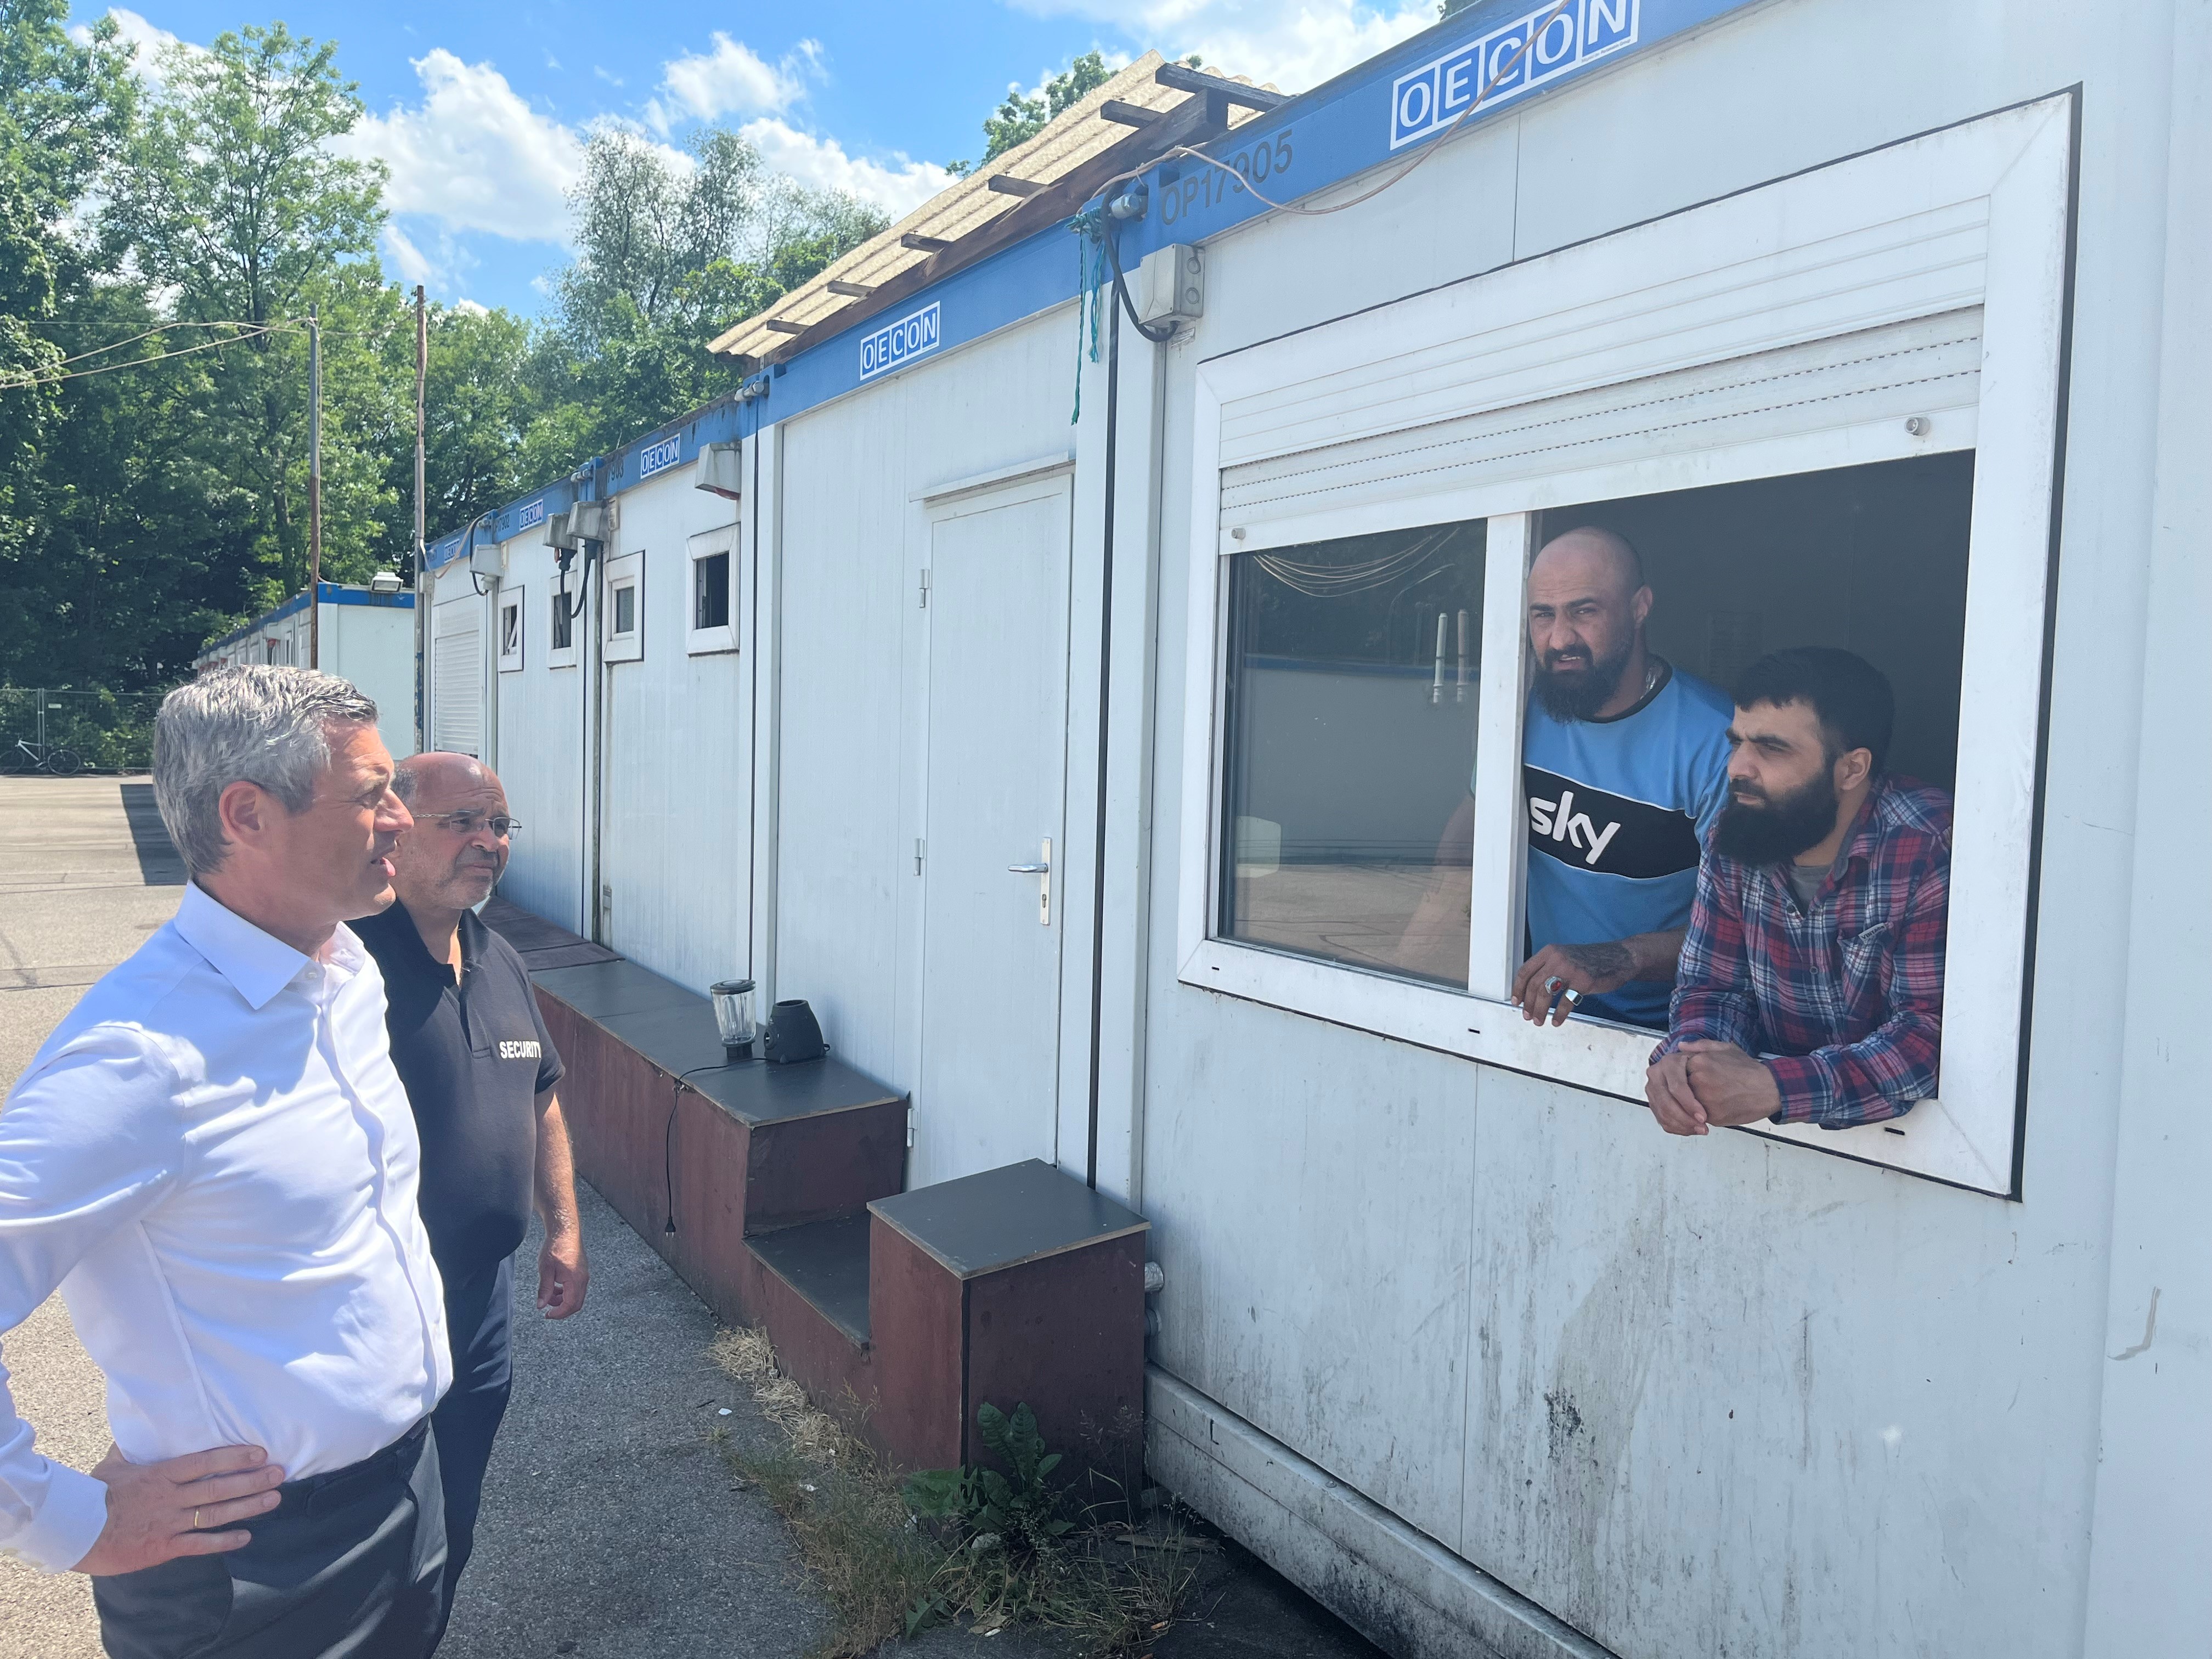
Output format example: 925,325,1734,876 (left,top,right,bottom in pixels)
710,1328,1195,1657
